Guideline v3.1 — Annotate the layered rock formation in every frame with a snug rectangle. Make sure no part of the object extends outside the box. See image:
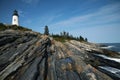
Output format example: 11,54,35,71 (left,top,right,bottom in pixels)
0,29,120,80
